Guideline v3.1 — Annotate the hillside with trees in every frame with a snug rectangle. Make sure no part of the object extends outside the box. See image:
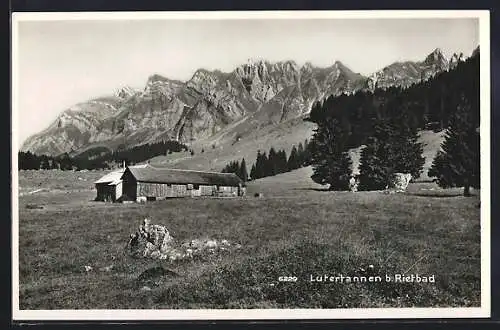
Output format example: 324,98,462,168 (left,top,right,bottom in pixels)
307,50,479,192
18,140,187,171
221,139,313,182
307,51,479,149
